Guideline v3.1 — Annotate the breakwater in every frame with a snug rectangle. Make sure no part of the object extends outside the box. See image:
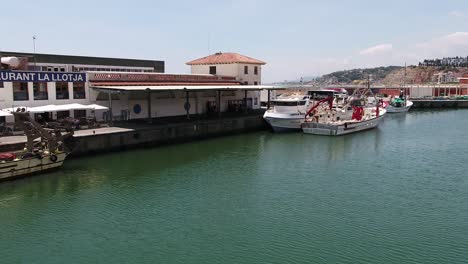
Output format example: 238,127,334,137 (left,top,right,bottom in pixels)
411,99,468,108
